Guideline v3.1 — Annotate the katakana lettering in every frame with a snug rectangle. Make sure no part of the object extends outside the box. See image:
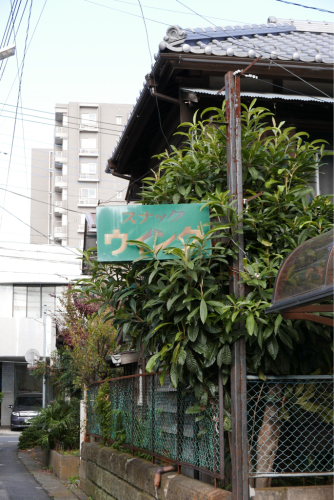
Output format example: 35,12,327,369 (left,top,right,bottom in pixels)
104,229,129,255
168,210,185,223
130,229,163,254
139,211,153,224
155,214,167,223
178,226,203,241
154,233,176,253
122,212,136,224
